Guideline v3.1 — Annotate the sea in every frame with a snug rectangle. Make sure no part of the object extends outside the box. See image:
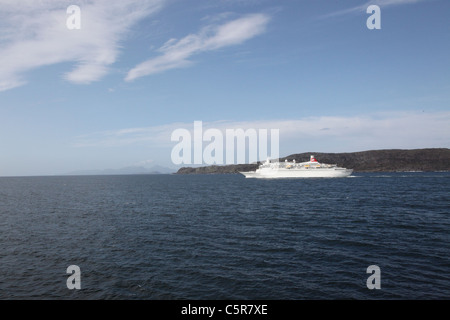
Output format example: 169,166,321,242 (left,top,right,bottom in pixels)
0,172,448,300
